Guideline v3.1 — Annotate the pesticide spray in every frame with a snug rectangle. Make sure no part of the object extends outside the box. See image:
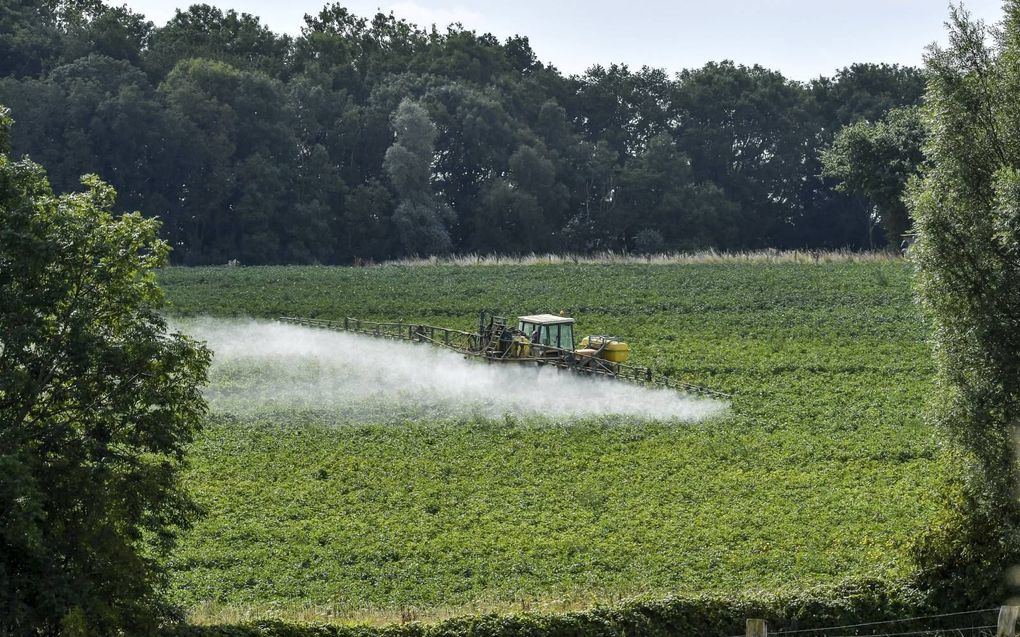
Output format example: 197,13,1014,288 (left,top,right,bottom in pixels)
175,318,726,423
